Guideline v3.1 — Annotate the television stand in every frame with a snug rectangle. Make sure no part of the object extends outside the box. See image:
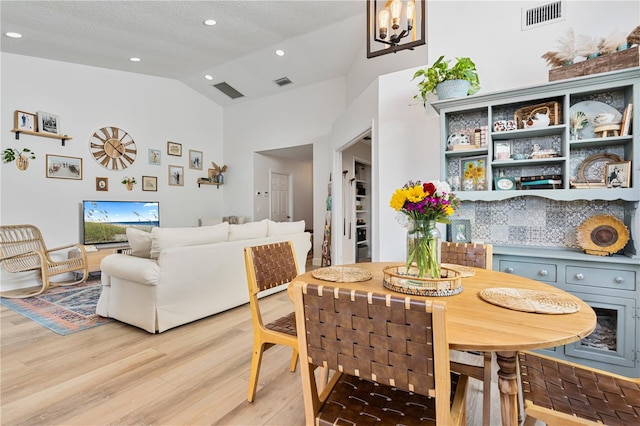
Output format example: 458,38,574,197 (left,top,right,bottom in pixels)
69,245,130,276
